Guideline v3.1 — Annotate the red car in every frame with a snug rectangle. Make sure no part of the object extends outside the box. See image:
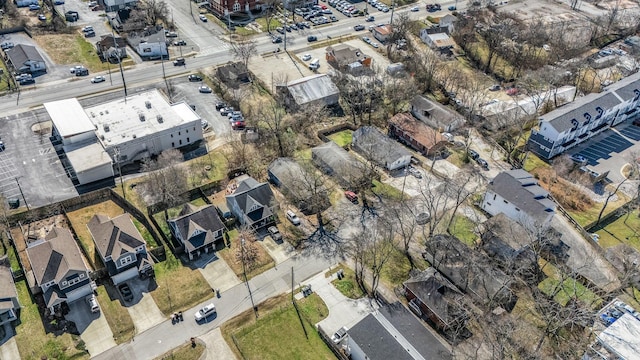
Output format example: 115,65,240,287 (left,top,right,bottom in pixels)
506,87,519,96
345,191,358,203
